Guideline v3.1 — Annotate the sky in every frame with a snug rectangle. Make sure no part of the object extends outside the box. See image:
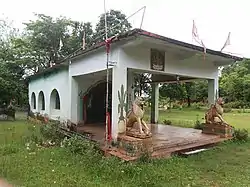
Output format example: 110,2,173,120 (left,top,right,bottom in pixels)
1,0,249,58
